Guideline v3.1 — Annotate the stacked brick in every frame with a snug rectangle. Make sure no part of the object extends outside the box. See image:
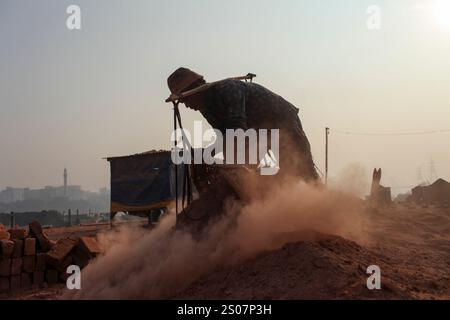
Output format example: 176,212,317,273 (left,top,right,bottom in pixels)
0,221,102,293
